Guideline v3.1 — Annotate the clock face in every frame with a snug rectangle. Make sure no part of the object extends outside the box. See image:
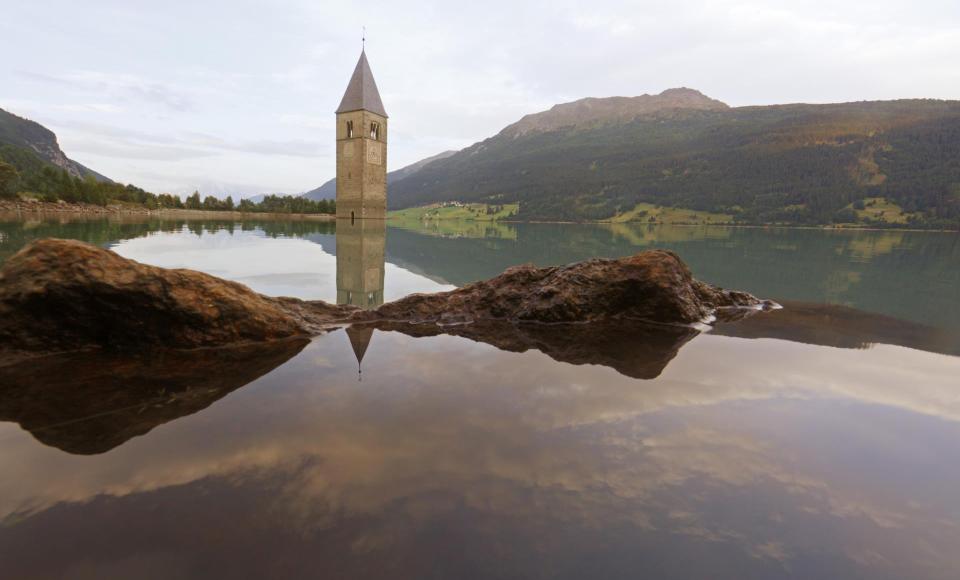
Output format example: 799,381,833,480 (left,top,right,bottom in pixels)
367,142,382,166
